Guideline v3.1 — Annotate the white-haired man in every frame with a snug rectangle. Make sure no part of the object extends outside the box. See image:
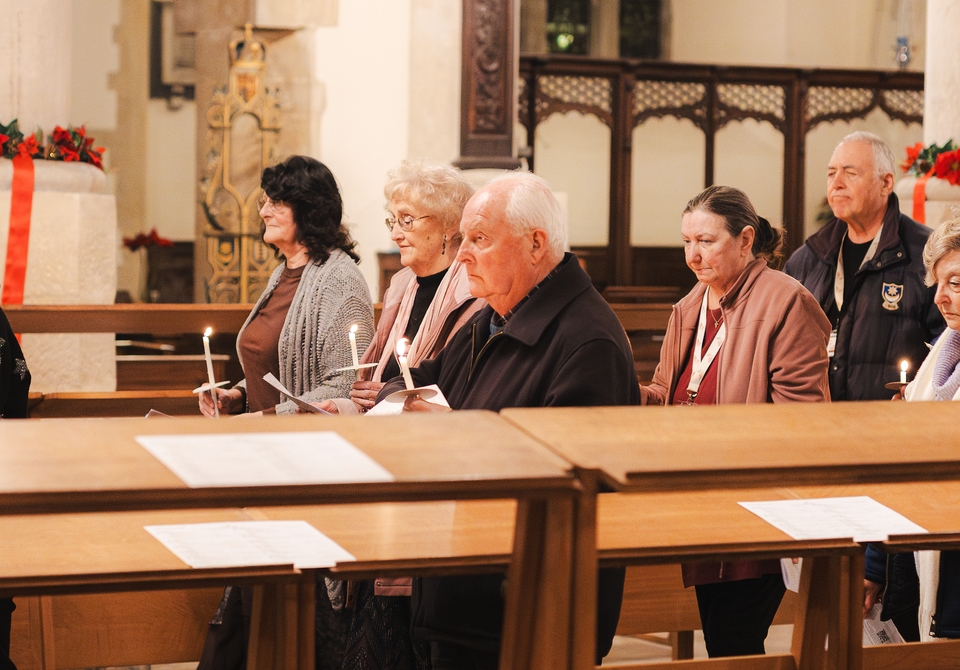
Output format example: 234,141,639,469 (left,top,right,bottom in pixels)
379,171,639,669
785,131,943,640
